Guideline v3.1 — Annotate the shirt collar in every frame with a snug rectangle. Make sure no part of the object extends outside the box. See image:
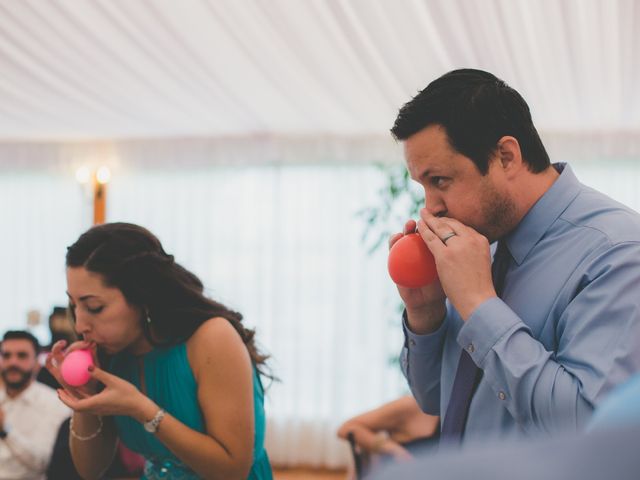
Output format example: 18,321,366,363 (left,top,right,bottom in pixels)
505,163,582,265
0,381,38,405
